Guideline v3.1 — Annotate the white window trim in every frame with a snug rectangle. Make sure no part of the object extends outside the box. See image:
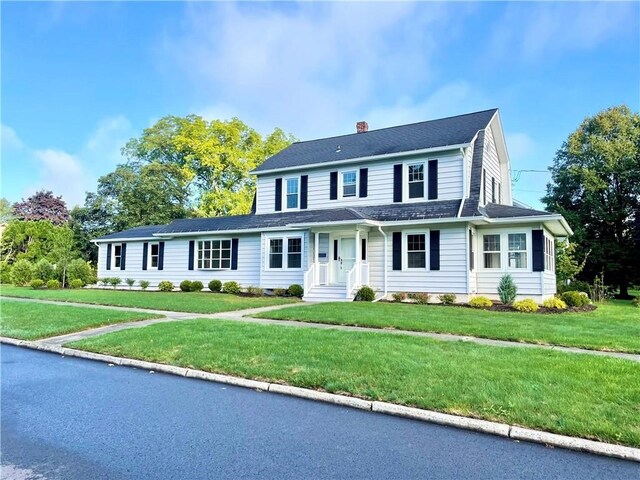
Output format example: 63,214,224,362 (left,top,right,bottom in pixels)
507,233,528,270
402,230,429,272
405,161,426,202
479,230,532,272
339,169,358,199
284,176,301,211
481,233,501,270
148,242,159,270
112,243,122,269
196,238,232,270
265,235,304,271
